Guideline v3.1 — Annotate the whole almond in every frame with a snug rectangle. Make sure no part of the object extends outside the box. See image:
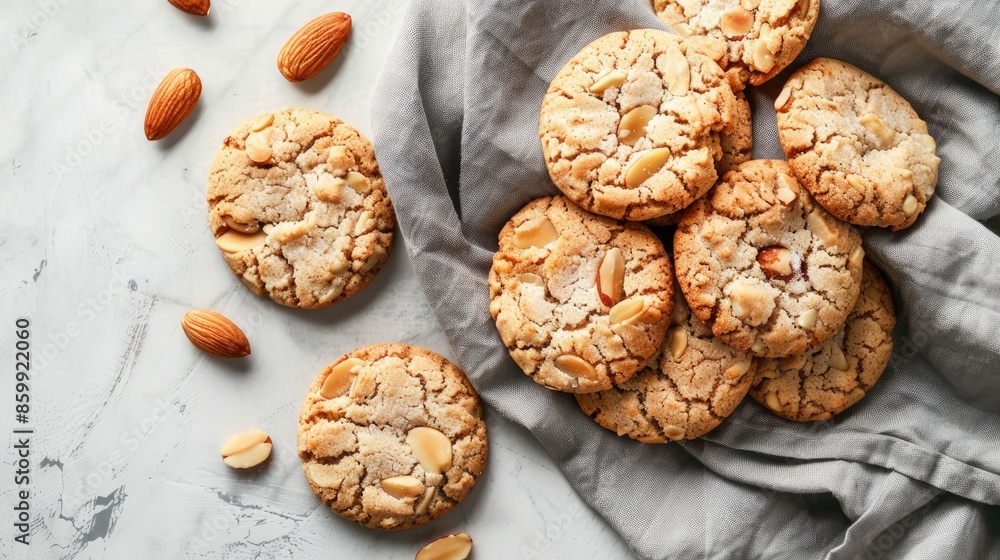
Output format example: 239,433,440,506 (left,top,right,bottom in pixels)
277,12,352,82
167,0,210,16
144,68,202,141
181,310,251,358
